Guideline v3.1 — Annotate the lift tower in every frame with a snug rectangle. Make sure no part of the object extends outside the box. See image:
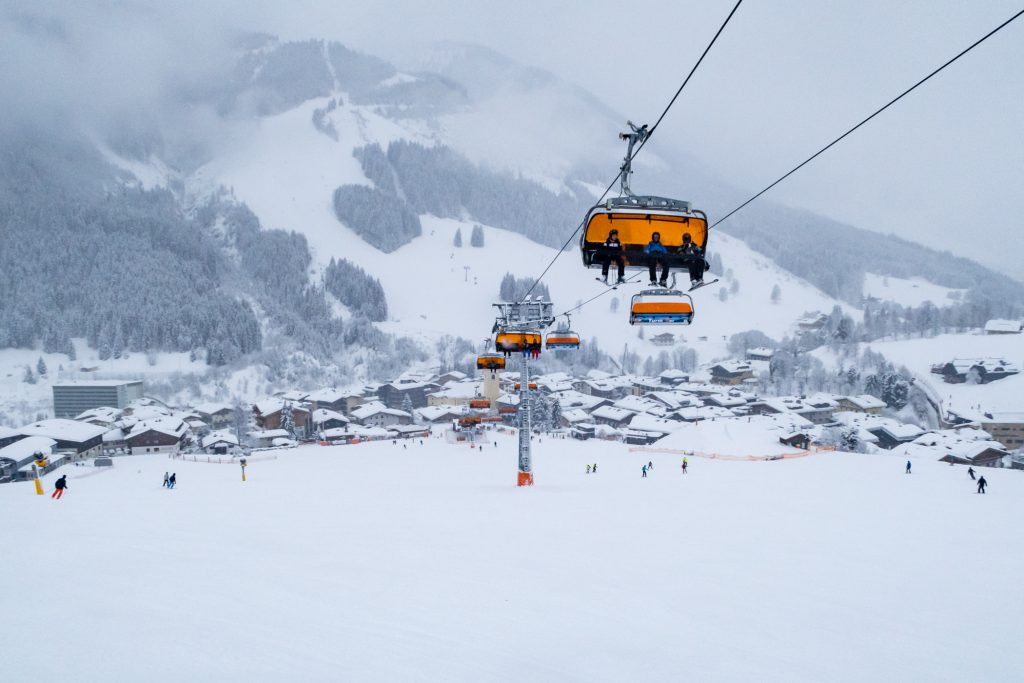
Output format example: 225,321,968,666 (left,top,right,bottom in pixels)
492,297,555,486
